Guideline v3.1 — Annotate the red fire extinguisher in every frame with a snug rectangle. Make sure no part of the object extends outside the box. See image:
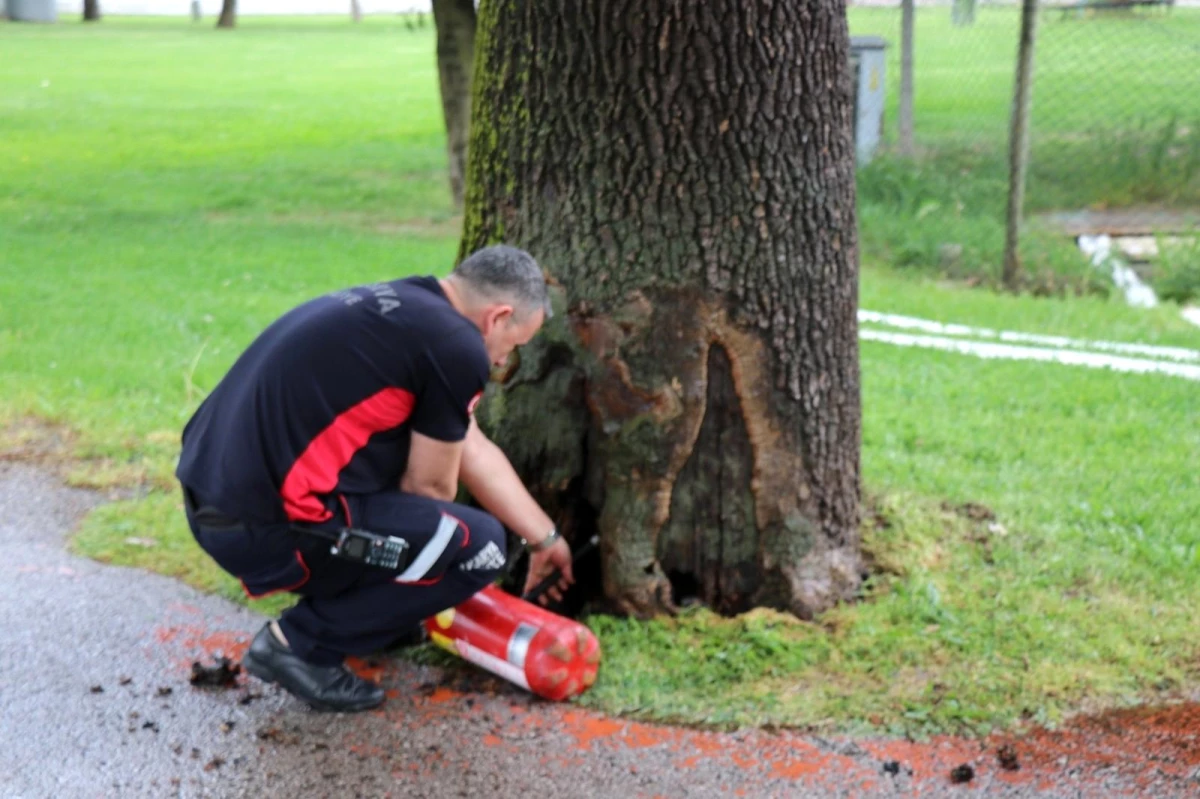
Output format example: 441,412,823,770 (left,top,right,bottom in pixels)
423,537,601,701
